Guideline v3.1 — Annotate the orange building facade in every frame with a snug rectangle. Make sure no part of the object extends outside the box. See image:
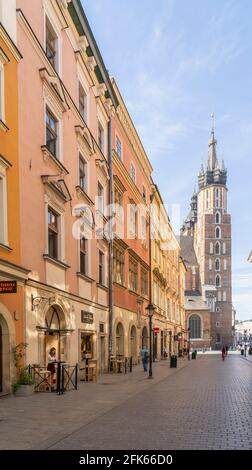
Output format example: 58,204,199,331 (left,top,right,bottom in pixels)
0,2,29,396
